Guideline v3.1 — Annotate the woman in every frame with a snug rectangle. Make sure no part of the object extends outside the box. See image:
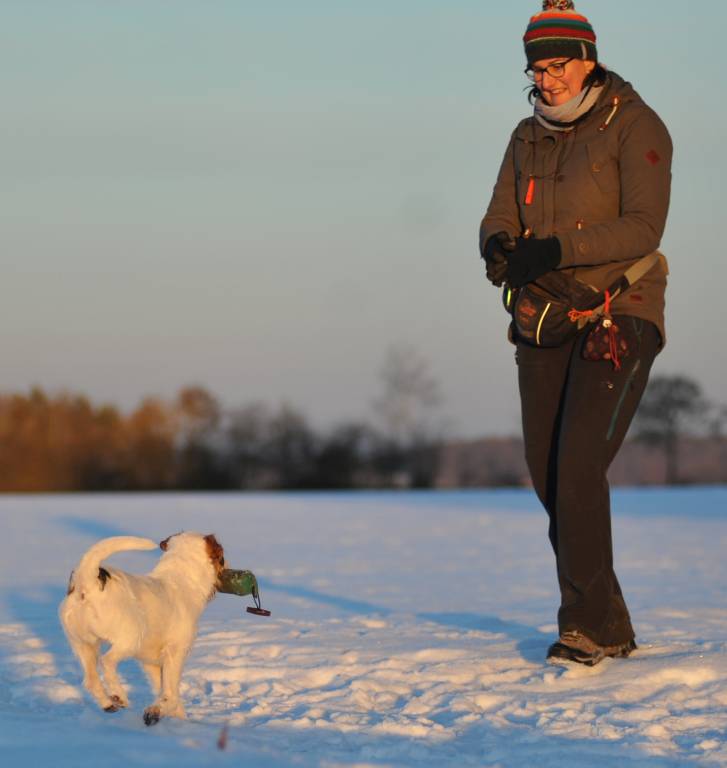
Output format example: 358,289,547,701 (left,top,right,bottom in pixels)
479,0,672,665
